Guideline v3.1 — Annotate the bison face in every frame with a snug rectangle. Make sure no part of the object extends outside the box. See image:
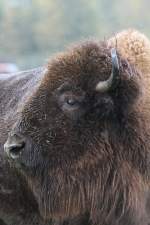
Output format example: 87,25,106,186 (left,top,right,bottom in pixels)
4,42,141,220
